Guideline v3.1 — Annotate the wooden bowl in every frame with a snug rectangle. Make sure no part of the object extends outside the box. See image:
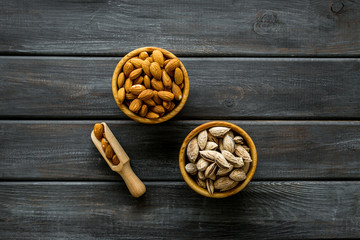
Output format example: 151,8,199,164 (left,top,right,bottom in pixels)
179,121,257,198
112,47,190,124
